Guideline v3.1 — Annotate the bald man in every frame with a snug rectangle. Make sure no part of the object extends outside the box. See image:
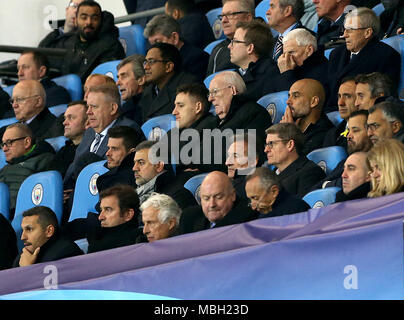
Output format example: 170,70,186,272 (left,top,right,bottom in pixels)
281,78,334,154
179,171,256,234
0,80,61,140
